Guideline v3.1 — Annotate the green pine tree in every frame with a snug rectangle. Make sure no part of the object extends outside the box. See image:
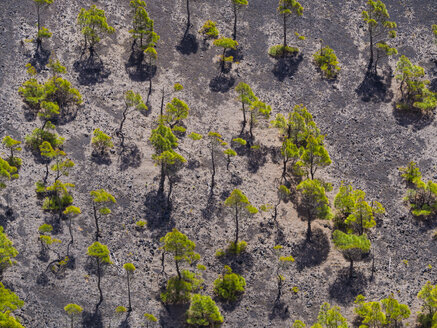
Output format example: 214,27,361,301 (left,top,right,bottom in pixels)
187,294,224,326
87,242,112,308
90,189,116,241
0,227,19,279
